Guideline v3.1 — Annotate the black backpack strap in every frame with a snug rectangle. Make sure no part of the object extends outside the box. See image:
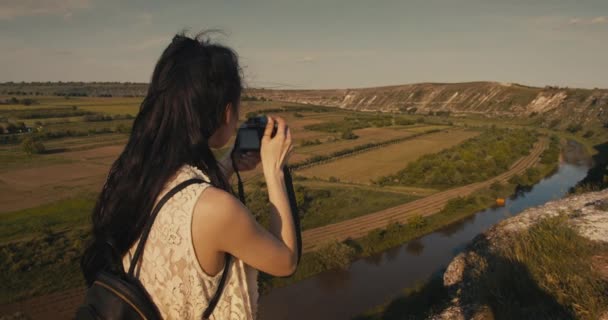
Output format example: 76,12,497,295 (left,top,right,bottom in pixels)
202,253,232,319
128,178,207,276
126,177,233,319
